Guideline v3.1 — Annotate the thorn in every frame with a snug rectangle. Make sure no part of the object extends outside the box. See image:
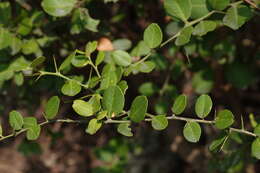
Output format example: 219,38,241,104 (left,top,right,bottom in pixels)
241,115,245,130
53,56,58,73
